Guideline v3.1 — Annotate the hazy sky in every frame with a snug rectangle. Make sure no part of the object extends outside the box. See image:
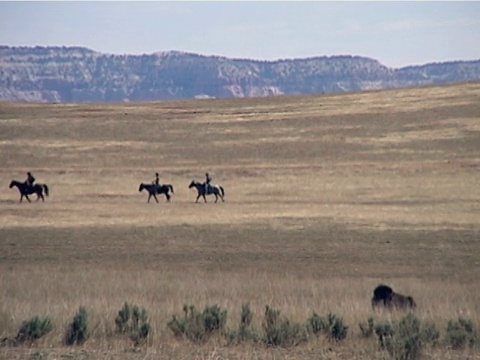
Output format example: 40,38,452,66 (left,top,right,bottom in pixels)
1,1,479,68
